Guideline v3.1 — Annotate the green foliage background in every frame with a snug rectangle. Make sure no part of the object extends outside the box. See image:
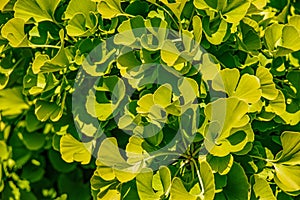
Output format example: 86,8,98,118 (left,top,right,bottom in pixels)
0,0,300,199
